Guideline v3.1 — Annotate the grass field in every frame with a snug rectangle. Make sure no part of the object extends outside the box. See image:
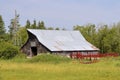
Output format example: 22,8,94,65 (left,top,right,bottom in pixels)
0,55,120,80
